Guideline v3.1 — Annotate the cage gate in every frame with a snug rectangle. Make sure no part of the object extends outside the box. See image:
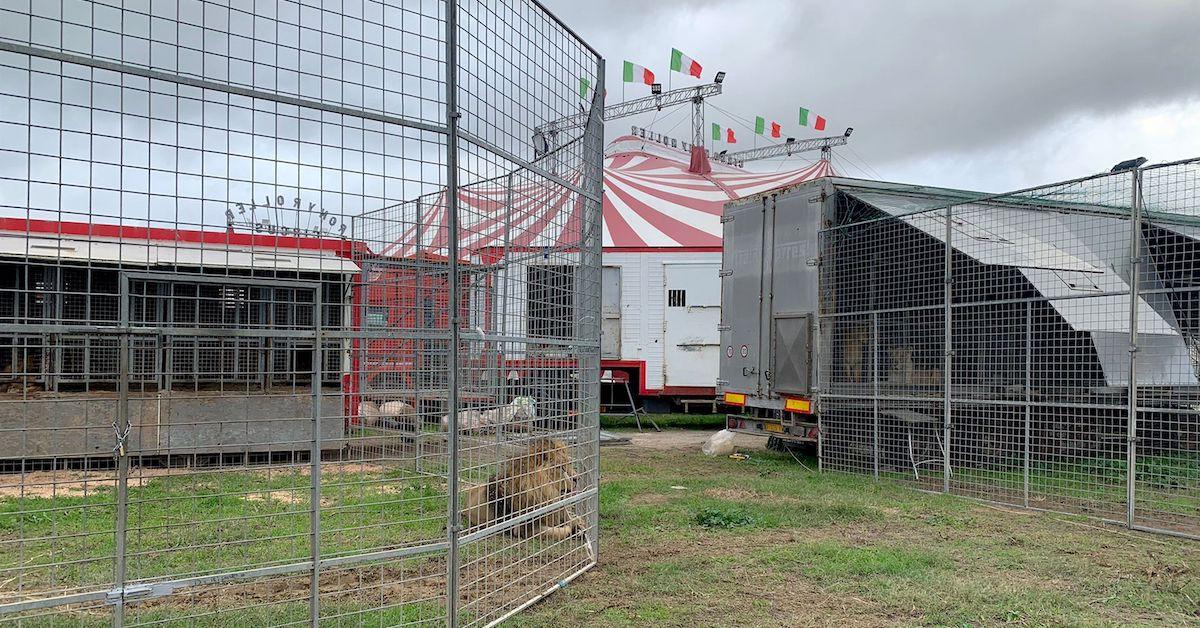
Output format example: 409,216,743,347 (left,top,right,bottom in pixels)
0,0,604,625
